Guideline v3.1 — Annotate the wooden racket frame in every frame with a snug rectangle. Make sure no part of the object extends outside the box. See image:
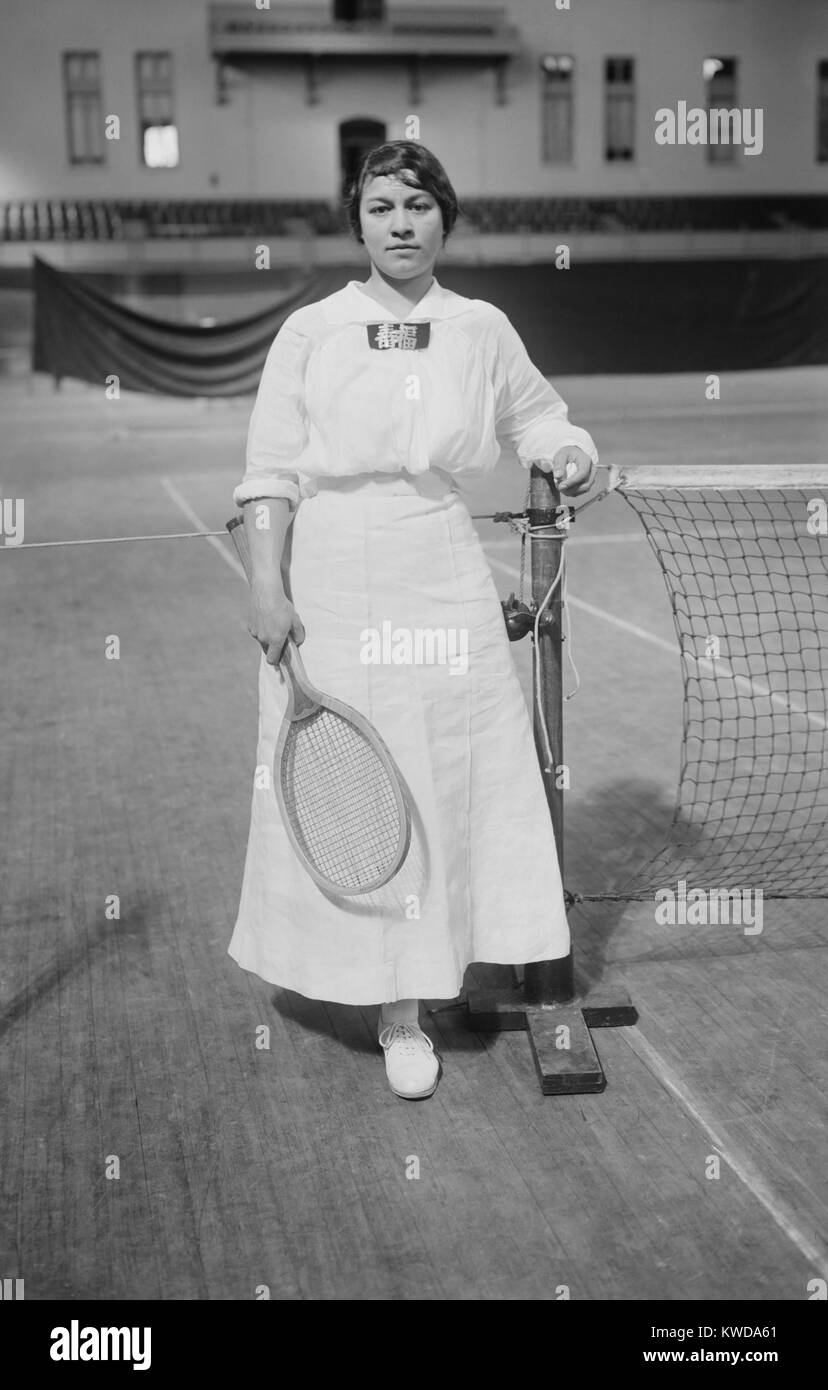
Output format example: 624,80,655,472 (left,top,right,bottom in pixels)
227,515,412,895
